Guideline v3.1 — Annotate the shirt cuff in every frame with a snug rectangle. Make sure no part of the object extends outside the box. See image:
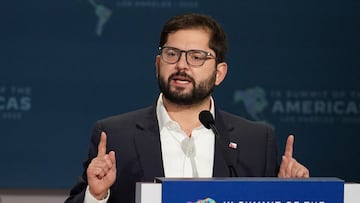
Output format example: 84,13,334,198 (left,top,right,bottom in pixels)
84,185,110,203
